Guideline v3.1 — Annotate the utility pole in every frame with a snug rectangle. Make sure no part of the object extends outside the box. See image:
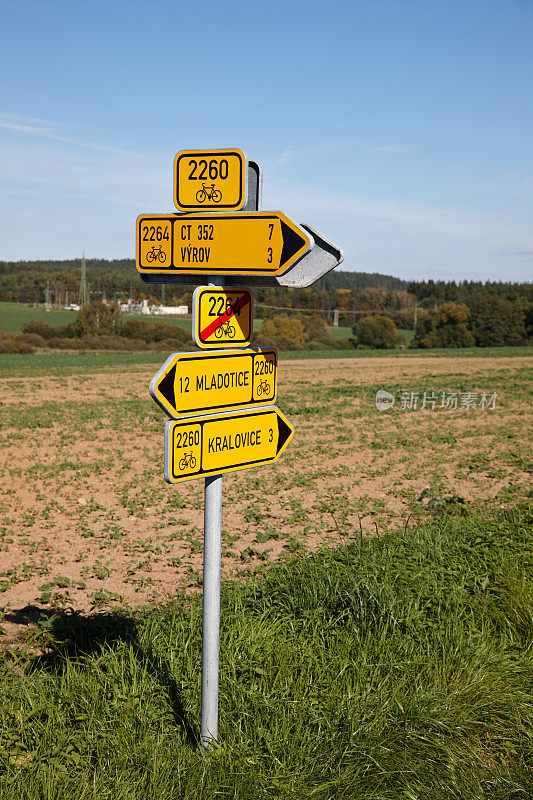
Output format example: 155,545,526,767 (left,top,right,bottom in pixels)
78,253,89,307
45,280,50,308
